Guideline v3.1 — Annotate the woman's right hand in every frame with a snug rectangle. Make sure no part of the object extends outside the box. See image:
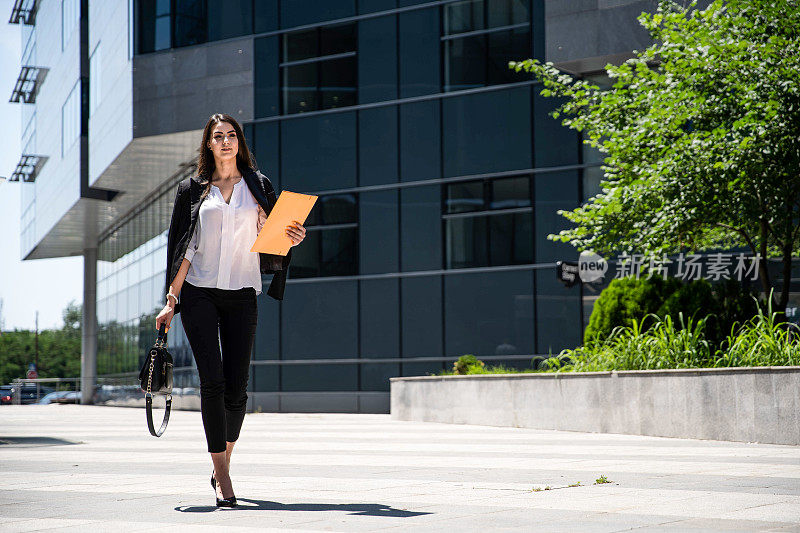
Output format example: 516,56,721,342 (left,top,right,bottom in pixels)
155,303,175,332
